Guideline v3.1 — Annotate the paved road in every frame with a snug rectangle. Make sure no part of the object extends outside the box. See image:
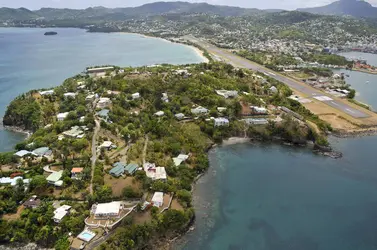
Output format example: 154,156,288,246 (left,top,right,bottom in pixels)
89,118,101,195
189,37,369,119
